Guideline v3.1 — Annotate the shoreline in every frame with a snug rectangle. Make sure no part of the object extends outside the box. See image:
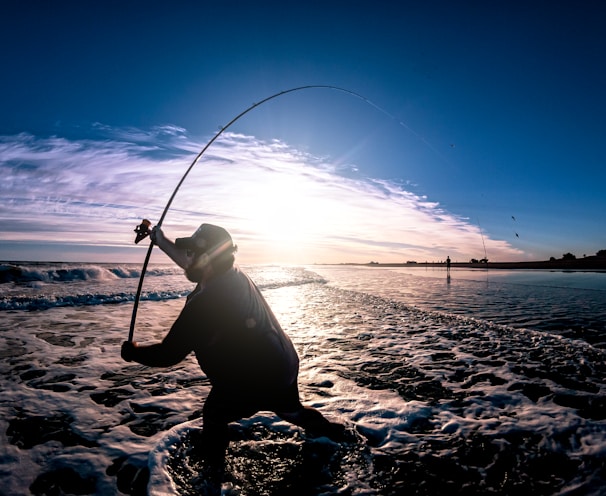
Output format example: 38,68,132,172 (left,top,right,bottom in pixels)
3,259,606,272
340,258,606,272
